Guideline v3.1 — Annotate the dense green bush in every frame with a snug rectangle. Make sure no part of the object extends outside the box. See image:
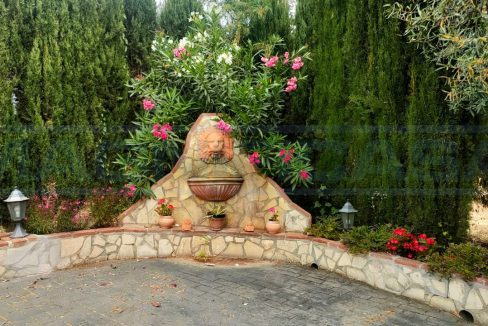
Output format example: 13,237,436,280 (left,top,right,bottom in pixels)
304,216,342,241
340,224,394,254
427,243,488,280
88,187,134,228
